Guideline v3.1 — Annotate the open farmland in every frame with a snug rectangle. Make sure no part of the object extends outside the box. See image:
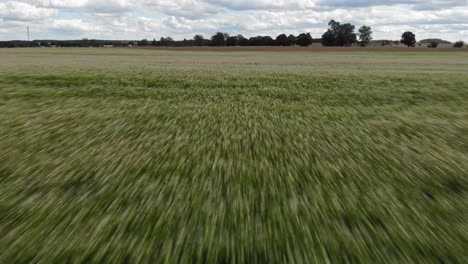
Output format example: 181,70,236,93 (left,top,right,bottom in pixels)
0,48,467,262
